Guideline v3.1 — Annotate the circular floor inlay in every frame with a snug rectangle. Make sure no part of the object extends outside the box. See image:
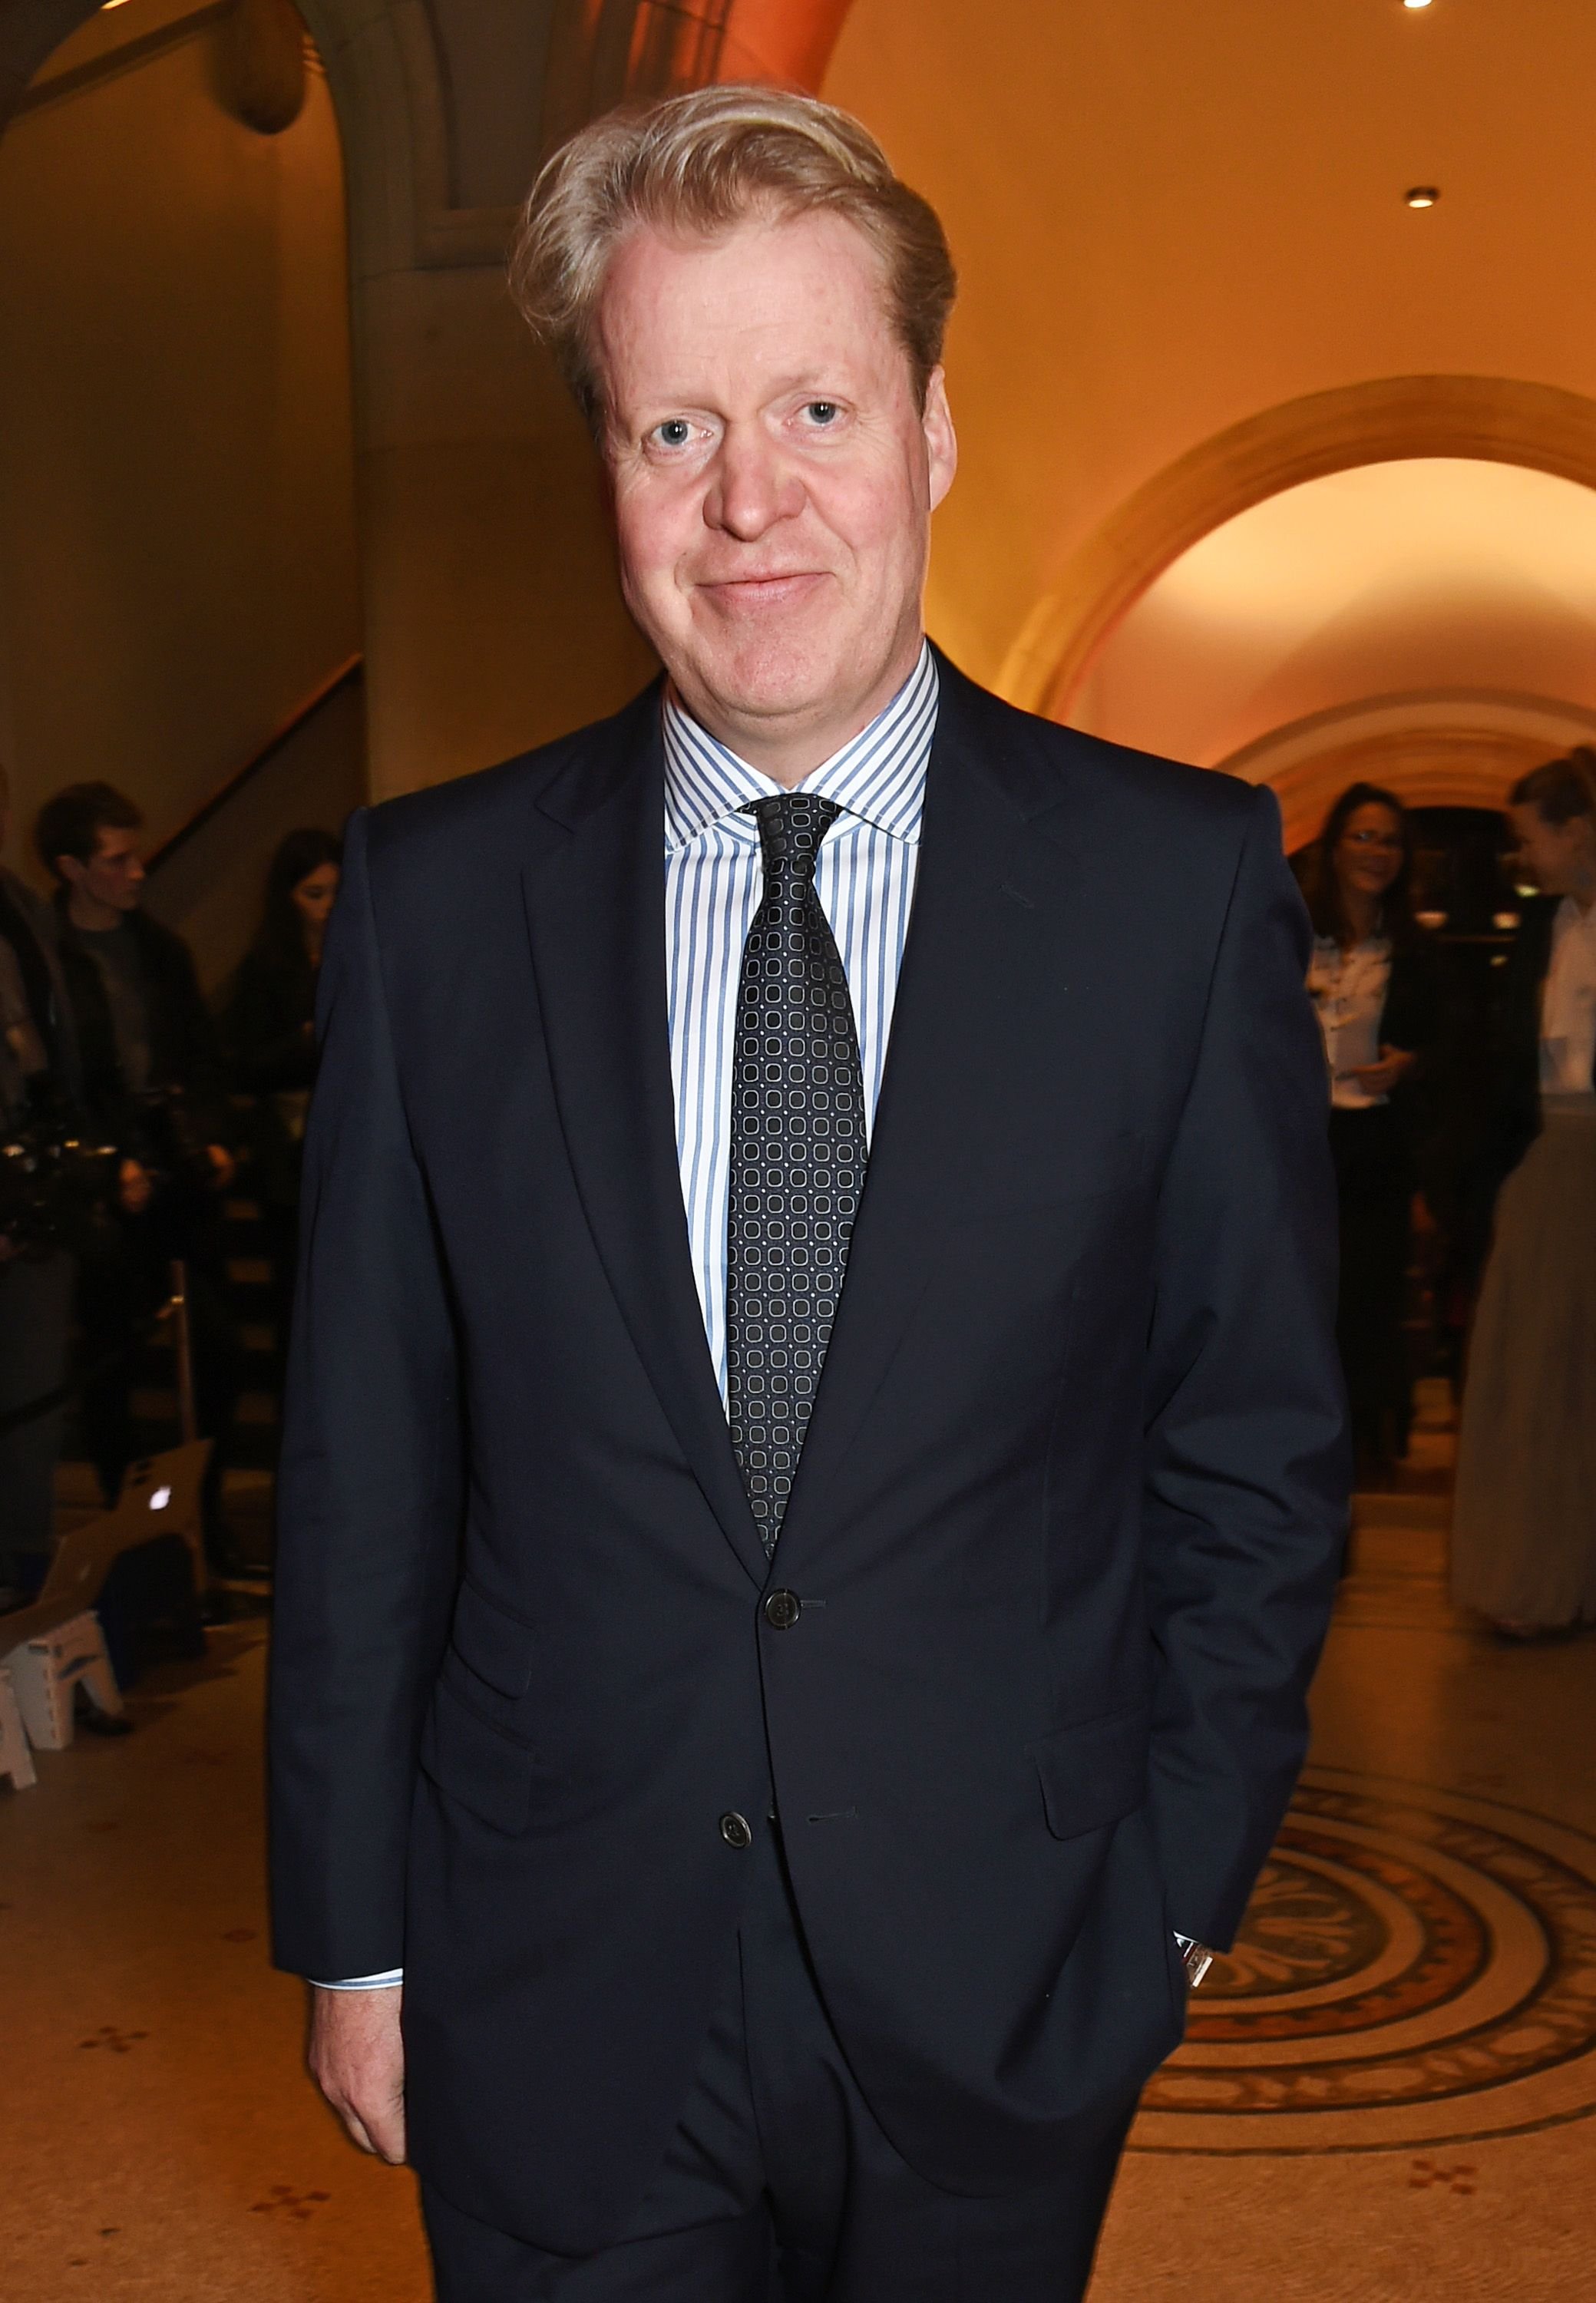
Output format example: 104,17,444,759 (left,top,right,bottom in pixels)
1132,1769,1596,2153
